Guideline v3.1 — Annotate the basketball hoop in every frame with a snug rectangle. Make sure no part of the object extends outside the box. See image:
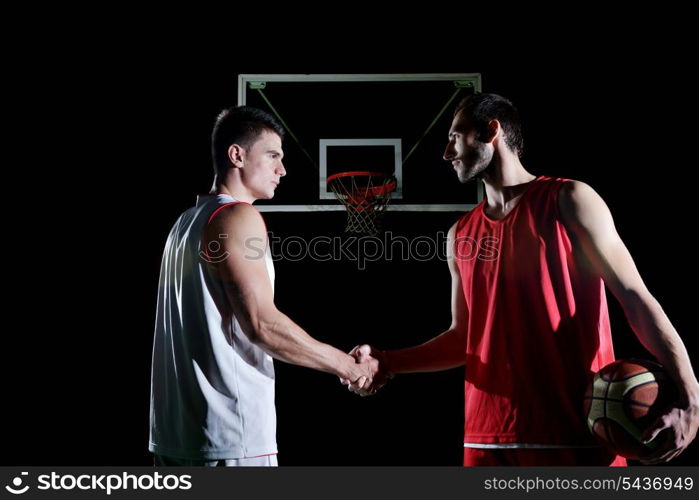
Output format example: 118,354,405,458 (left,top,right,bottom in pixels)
327,171,397,235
